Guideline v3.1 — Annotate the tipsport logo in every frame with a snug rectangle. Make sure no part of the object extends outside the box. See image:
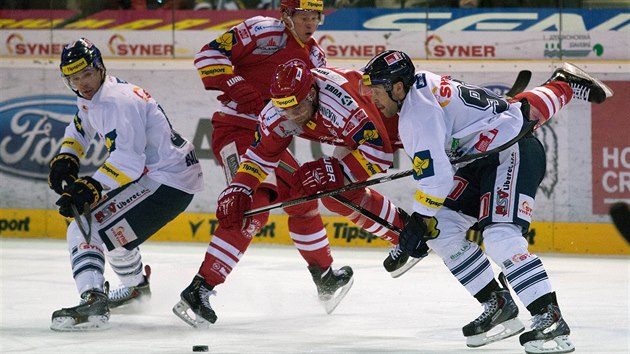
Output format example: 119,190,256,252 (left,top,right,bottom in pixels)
0,95,107,180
